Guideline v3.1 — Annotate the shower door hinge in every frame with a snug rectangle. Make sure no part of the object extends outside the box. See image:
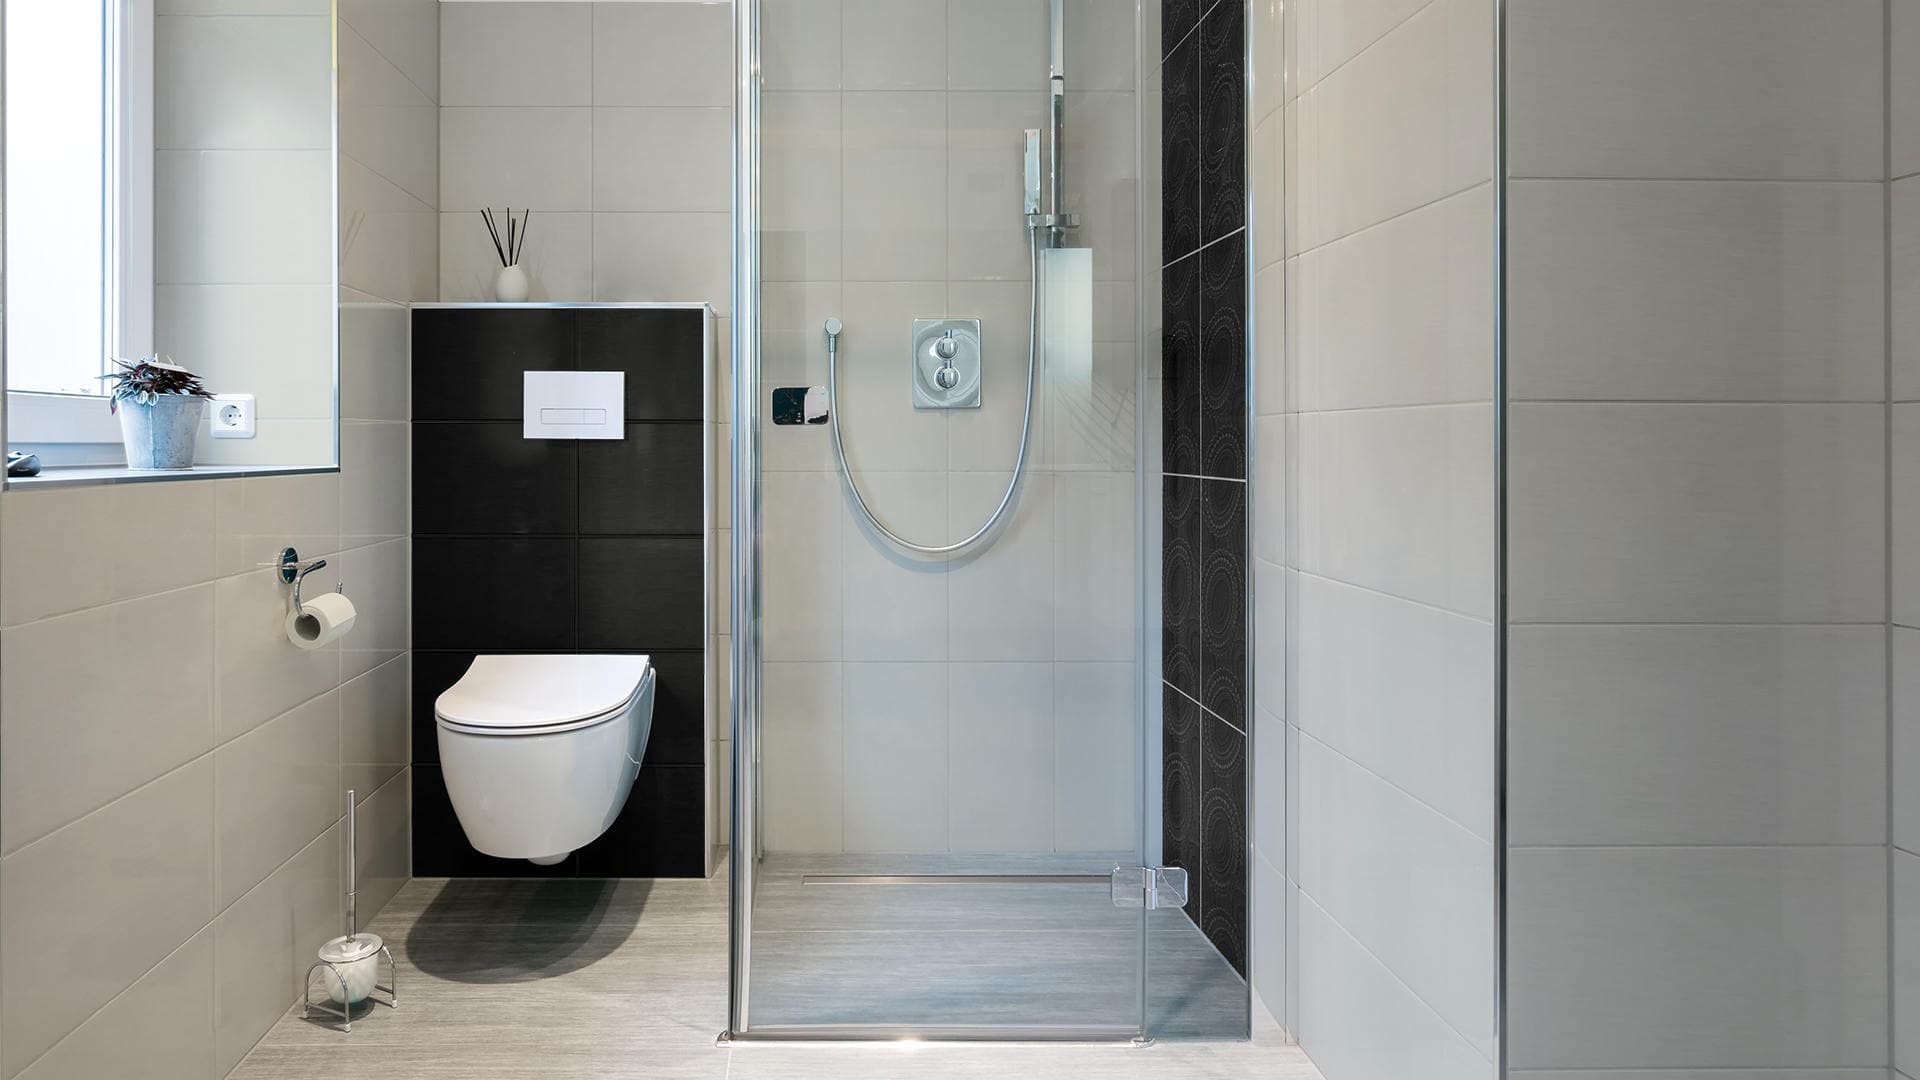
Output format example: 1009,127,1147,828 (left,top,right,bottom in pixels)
1111,866,1189,910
